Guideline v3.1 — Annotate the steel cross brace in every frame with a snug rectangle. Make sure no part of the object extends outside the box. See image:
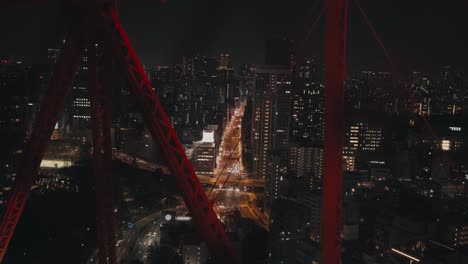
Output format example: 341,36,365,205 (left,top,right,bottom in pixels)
98,5,239,264
88,36,117,263
0,9,97,262
0,2,238,264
